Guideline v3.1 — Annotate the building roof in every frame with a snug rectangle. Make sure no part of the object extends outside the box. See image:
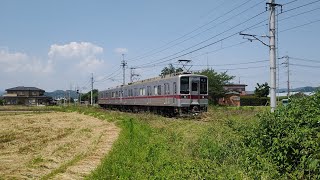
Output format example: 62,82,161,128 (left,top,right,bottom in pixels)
225,91,241,95
224,84,247,87
5,86,45,92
